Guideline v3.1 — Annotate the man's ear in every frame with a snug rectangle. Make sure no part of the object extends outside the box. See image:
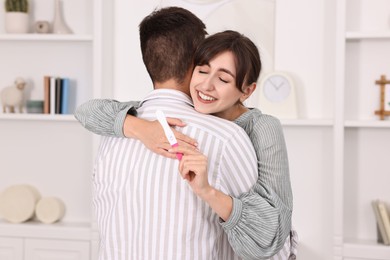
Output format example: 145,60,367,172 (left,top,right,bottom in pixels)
240,82,257,103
